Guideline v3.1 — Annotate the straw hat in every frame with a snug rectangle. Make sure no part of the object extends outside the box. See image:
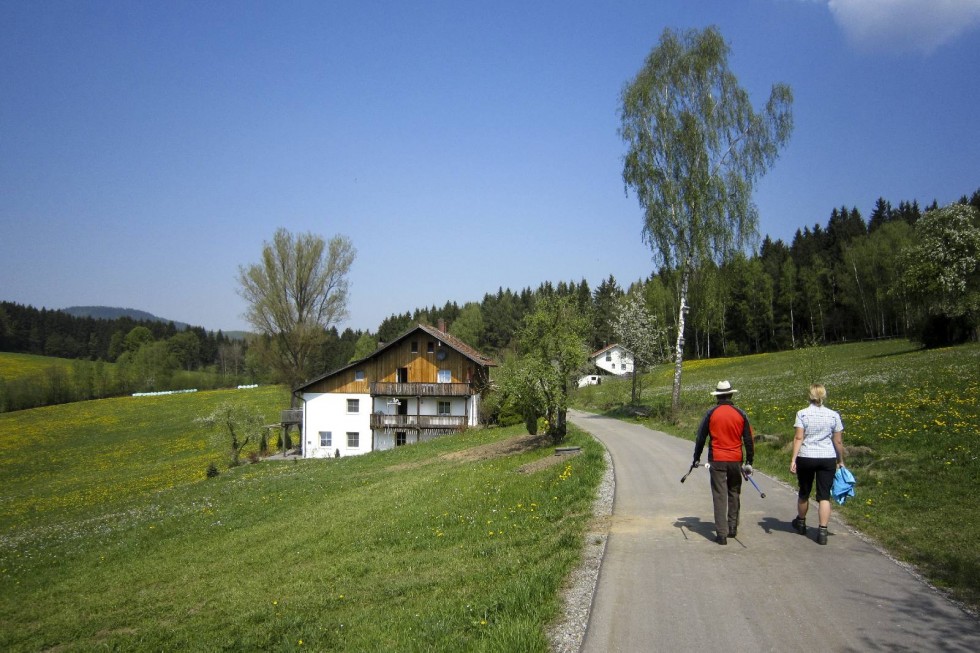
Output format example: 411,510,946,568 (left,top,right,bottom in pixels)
711,380,738,396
